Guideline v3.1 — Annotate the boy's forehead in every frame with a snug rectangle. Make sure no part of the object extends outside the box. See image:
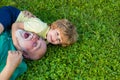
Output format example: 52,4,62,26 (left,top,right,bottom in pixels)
52,21,64,28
